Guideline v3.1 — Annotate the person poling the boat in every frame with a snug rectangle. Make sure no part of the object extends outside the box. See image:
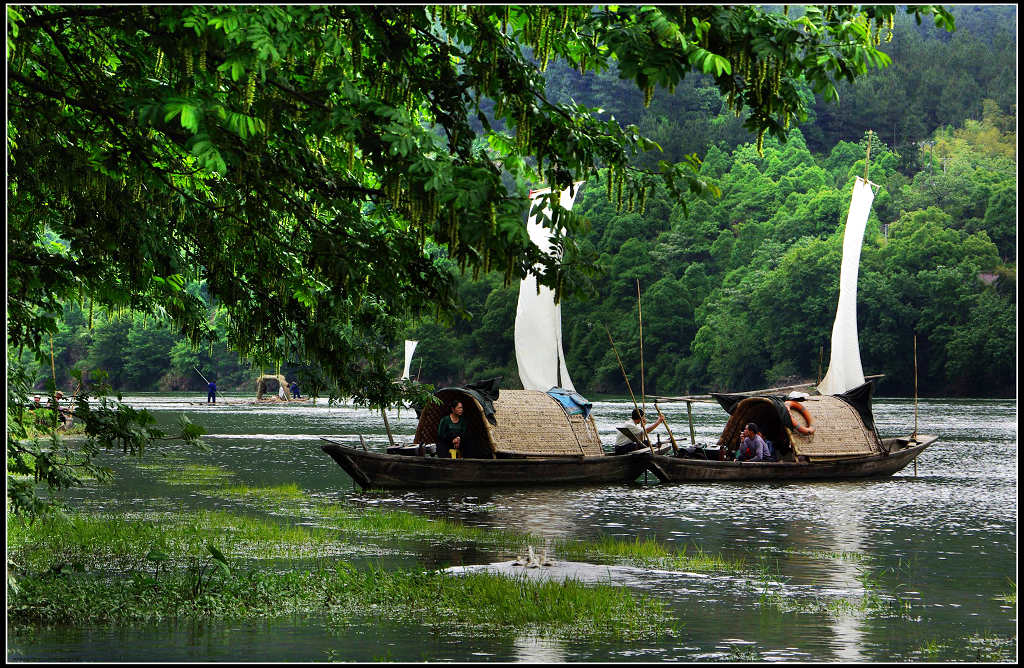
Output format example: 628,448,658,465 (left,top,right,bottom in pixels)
437,400,468,459
734,423,771,462
207,379,217,404
613,408,664,455
290,381,300,399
